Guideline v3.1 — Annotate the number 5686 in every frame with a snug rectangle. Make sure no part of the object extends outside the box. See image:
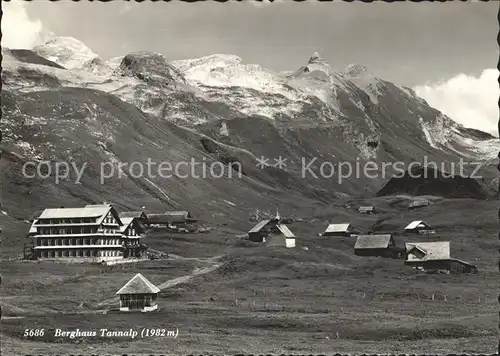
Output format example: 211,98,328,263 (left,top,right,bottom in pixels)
24,329,45,337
